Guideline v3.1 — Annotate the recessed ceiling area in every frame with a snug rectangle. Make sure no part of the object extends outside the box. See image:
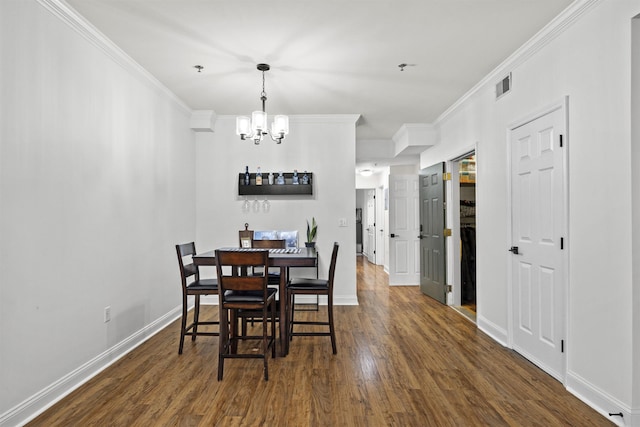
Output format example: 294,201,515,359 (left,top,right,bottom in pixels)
65,0,575,171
